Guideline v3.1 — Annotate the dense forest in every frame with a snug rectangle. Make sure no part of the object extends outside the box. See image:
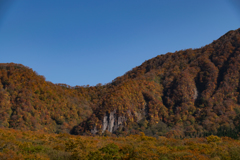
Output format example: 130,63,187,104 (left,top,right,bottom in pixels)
0,128,239,159
1,28,240,139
